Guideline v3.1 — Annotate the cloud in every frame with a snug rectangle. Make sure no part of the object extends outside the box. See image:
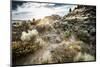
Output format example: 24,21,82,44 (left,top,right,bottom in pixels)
12,2,76,20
